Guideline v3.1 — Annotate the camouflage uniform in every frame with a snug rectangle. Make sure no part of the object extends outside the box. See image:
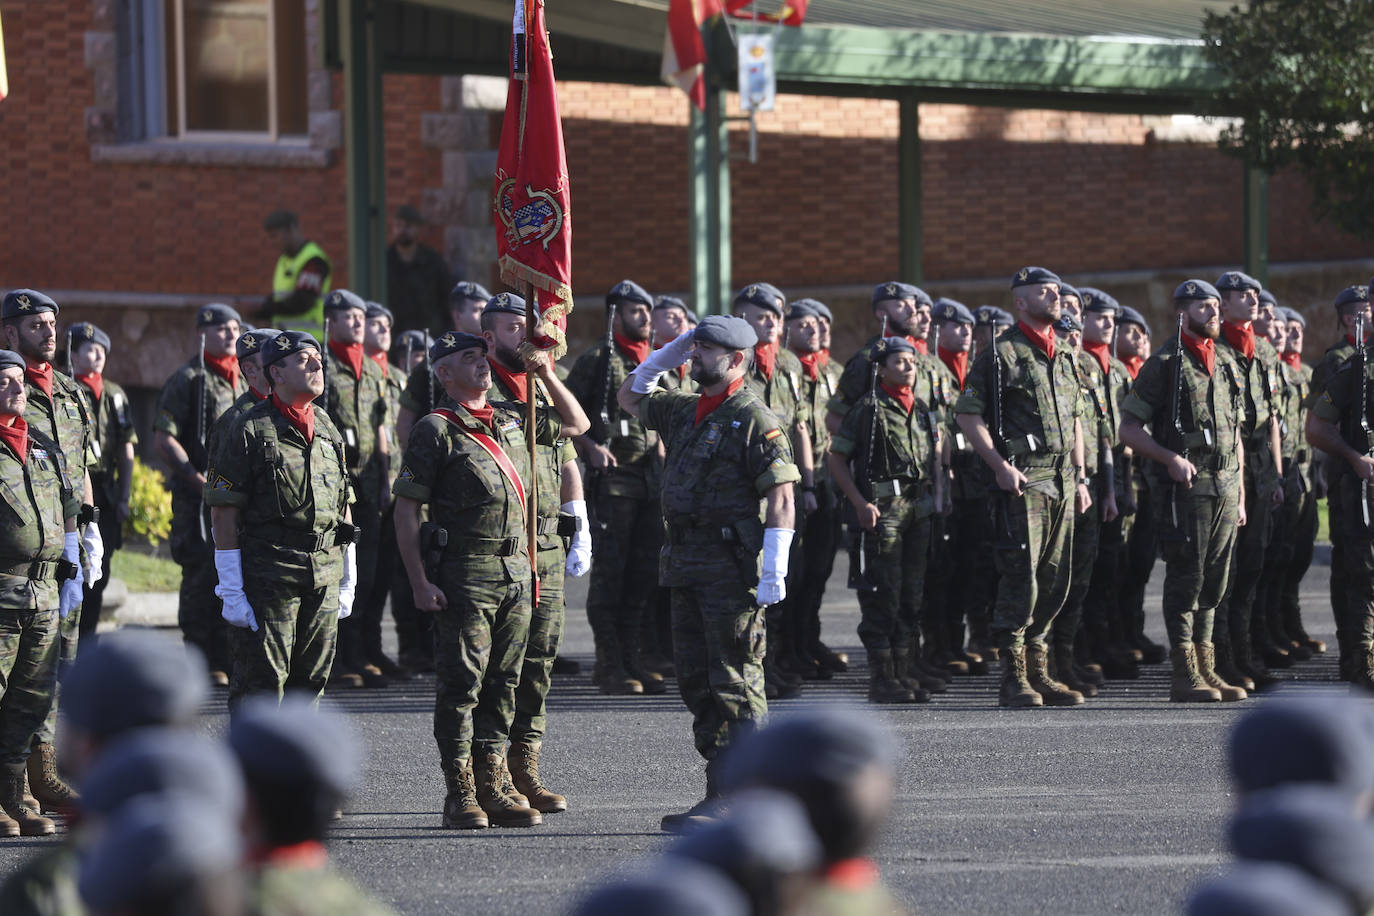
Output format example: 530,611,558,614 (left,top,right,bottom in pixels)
251,860,397,916
73,374,135,640
1309,338,1357,673
639,384,799,760
392,400,556,766
794,354,844,665
0,843,80,916
1274,360,1319,649
394,362,443,664
1121,336,1244,648
204,400,353,703
953,327,1080,652
1256,359,1314,657
155,357,245,673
